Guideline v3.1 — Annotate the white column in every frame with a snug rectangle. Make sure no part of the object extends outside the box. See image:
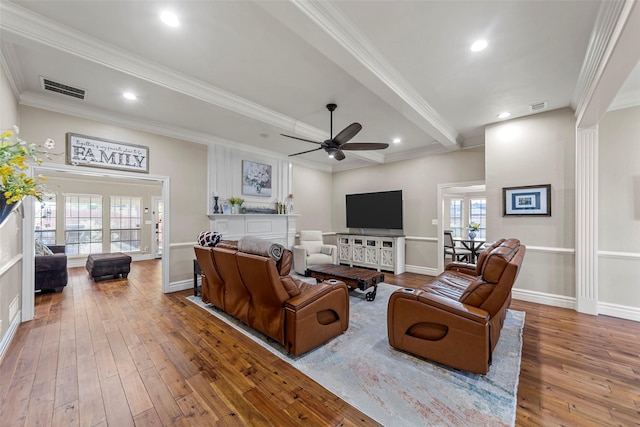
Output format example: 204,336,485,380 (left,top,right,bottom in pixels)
575,126,598,314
